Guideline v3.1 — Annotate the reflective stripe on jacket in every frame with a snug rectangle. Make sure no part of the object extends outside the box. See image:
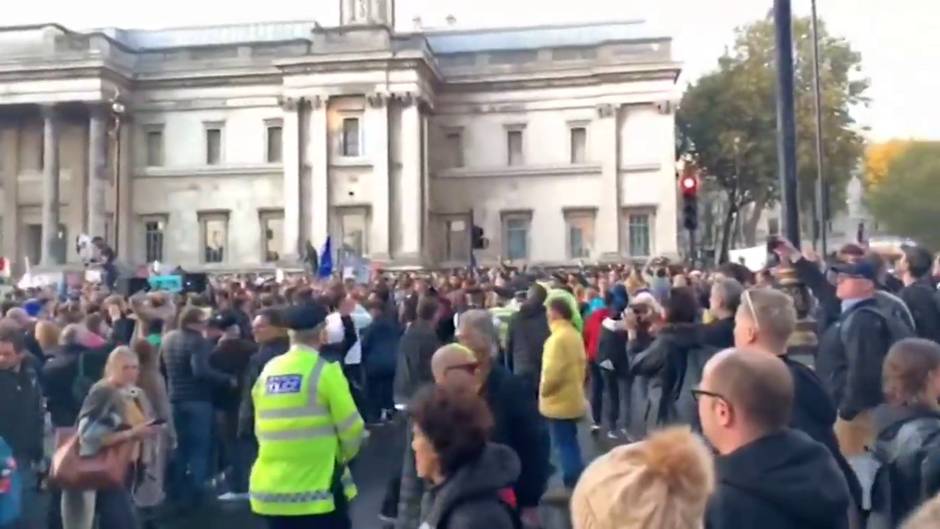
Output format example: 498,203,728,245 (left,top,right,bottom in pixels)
250,344,364,516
